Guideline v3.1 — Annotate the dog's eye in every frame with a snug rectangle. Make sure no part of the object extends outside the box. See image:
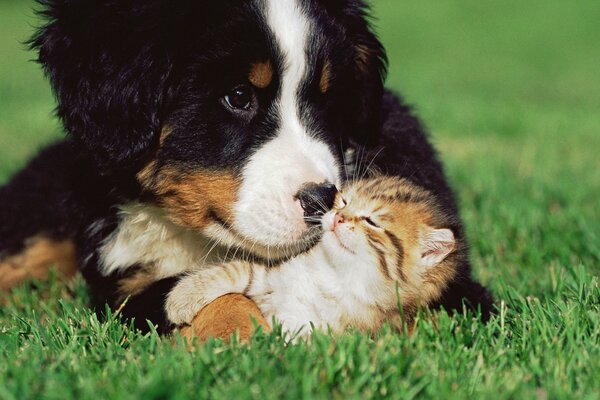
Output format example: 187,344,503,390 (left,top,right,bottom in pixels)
224,85,254,111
